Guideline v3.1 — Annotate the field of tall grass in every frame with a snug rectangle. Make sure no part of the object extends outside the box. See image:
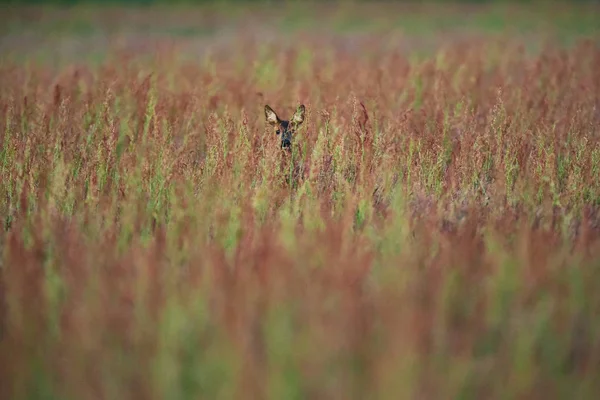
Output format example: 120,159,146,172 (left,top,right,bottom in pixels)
1,3,600,399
